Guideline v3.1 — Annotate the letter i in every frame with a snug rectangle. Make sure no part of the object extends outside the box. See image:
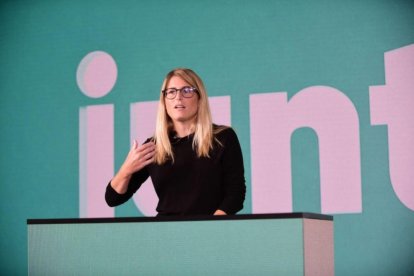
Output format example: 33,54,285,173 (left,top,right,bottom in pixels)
77,51,117,218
